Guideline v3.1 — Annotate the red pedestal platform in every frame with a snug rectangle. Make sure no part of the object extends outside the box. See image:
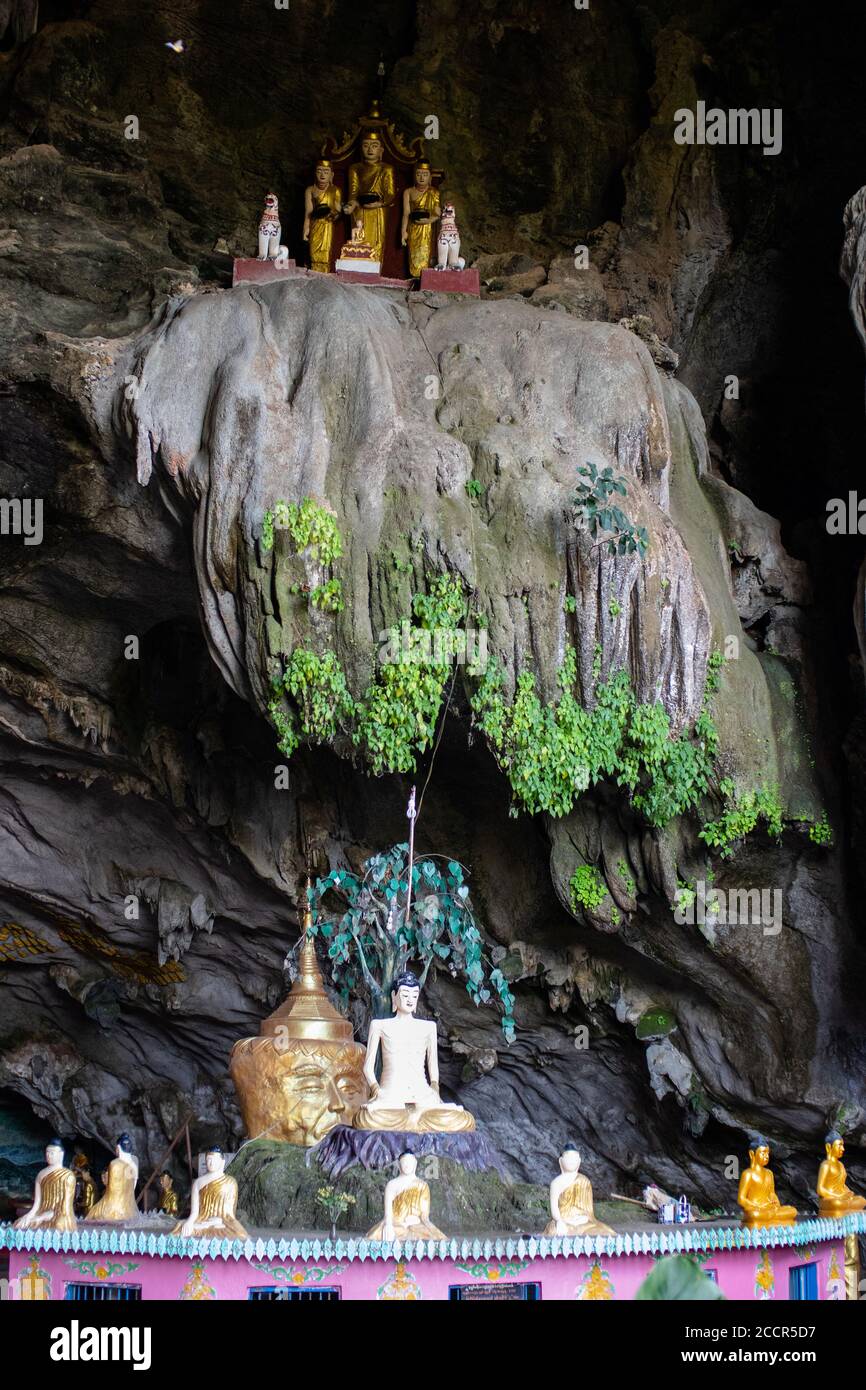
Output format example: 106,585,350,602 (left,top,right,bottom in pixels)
419,267,480,296
232,257,301,287
335,269,413,289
